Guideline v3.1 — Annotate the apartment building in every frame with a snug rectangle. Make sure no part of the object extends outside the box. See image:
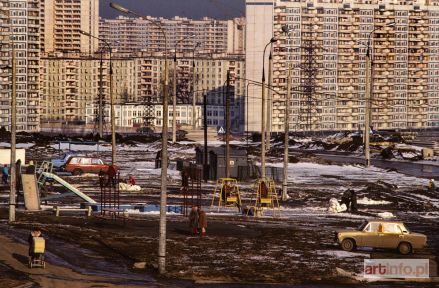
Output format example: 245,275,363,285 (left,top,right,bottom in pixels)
0,0,40,131
40,0,99,53
41,53,246,131
99,16,245,55
40,52,136,123
246,0,439,132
